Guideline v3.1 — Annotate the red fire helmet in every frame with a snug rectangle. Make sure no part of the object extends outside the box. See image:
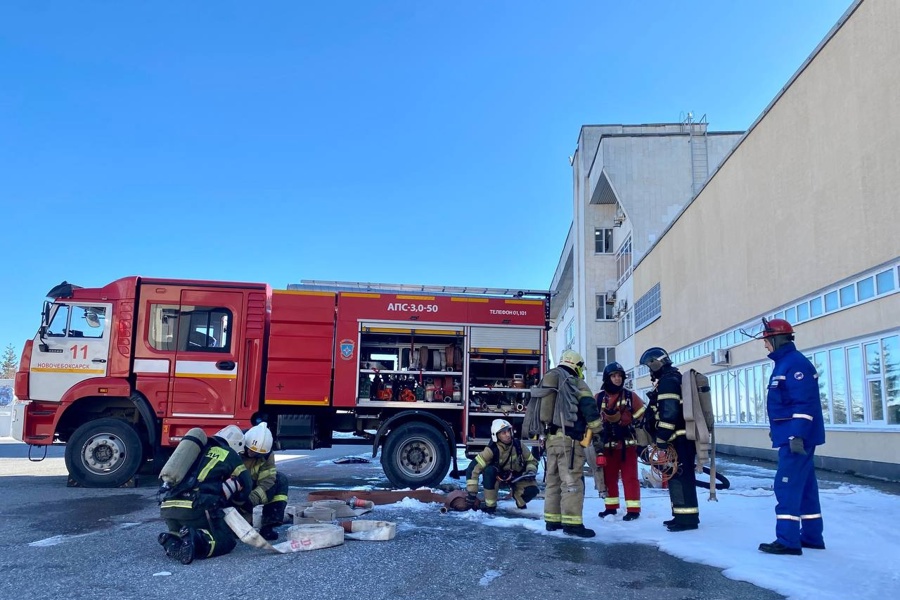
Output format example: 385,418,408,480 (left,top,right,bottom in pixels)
761,318,794,338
